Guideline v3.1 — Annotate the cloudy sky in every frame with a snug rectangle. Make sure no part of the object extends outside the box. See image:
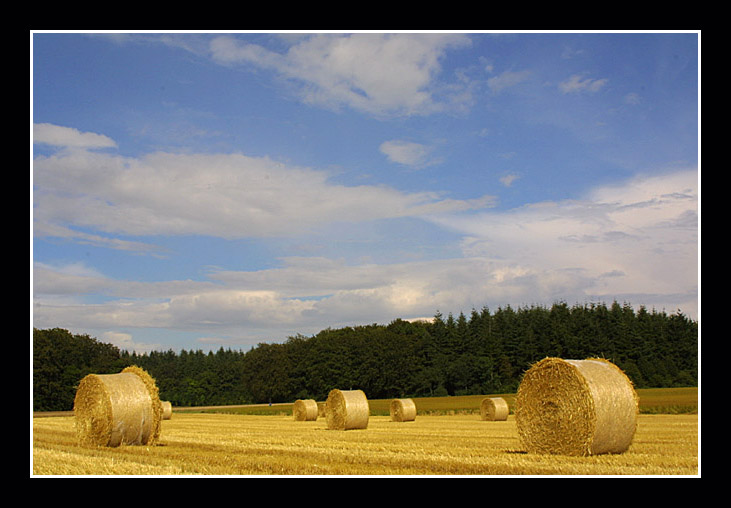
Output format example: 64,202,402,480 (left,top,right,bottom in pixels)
32,32,699,353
